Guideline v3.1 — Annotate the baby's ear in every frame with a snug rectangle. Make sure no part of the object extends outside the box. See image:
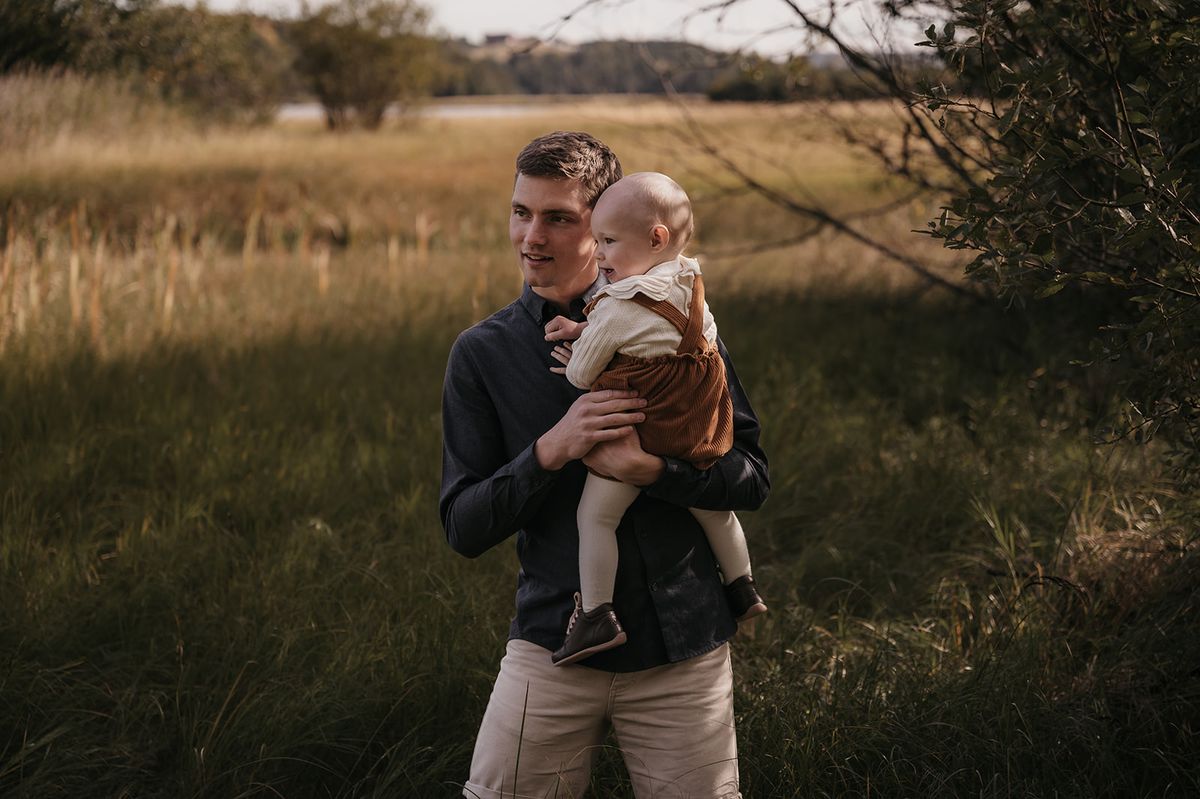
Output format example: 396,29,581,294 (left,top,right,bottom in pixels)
650,224,670,251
